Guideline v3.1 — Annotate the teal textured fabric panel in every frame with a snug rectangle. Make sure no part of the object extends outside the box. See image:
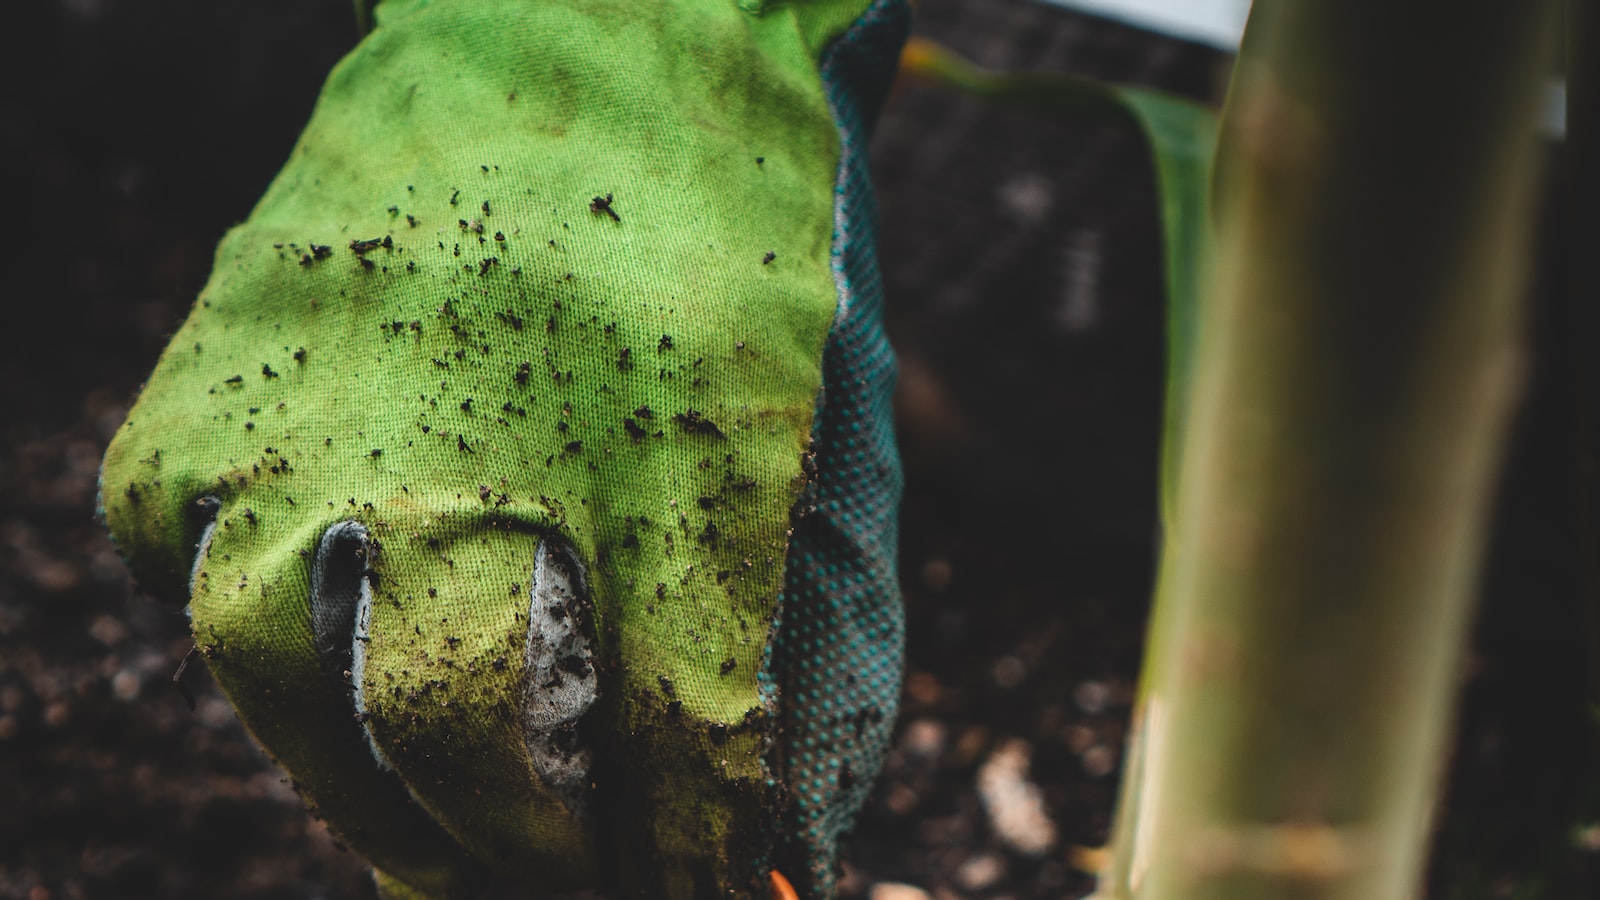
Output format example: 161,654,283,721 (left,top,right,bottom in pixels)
769,0,910,894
